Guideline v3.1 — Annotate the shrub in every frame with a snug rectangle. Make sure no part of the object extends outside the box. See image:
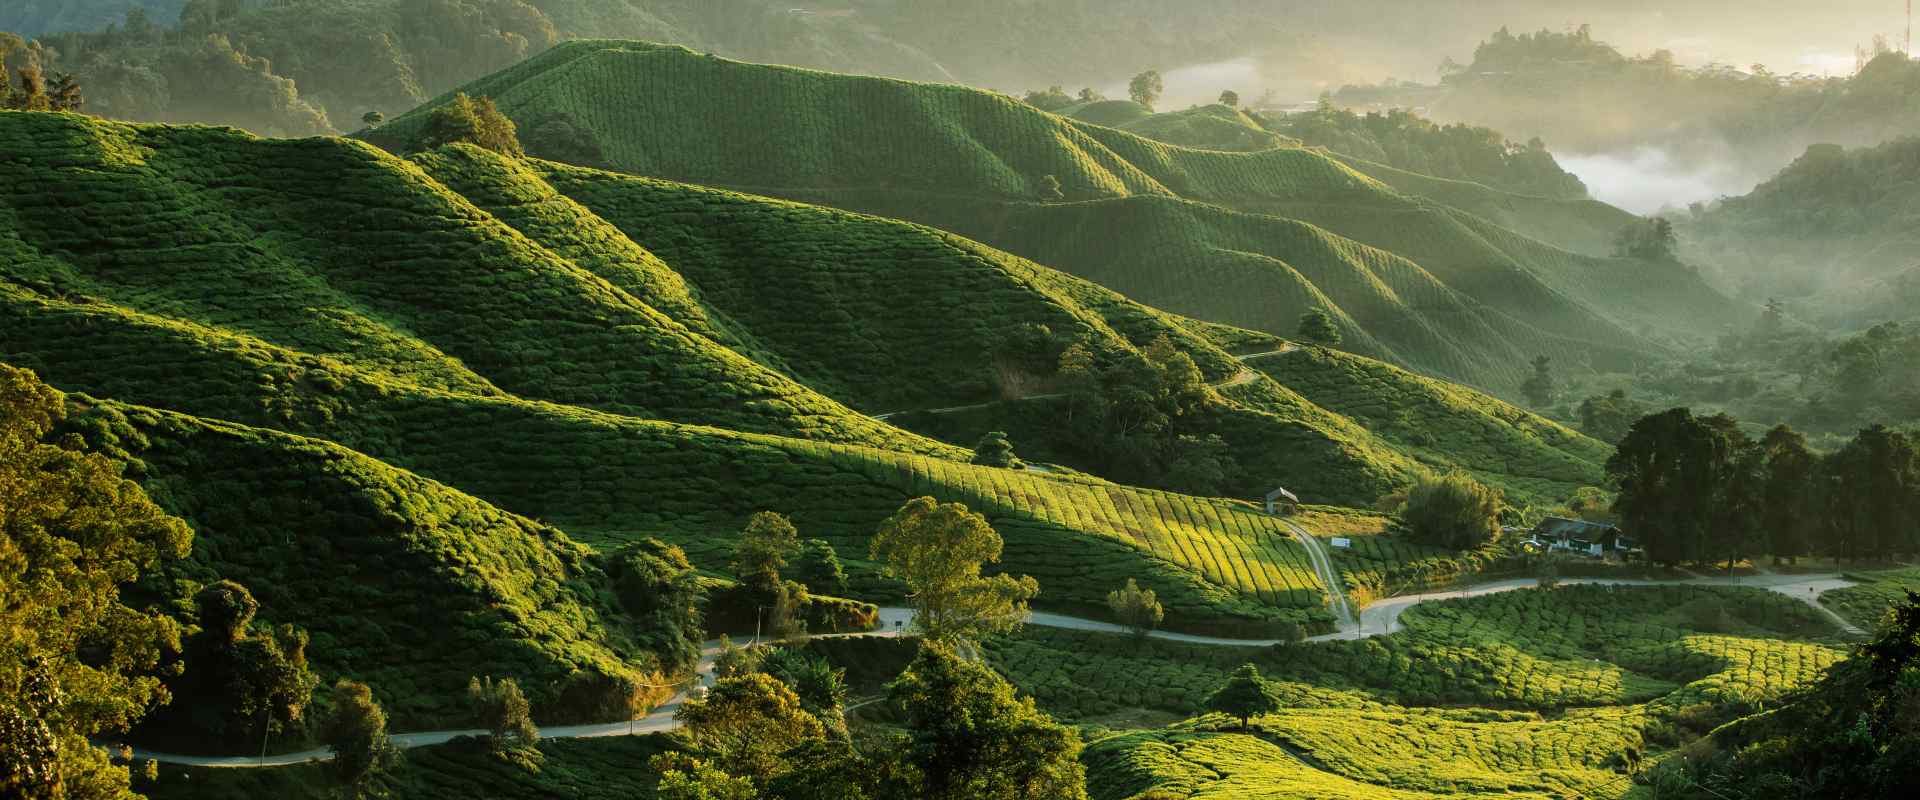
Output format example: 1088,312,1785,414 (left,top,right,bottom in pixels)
971,431,1018,468
1404,472,1502,550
